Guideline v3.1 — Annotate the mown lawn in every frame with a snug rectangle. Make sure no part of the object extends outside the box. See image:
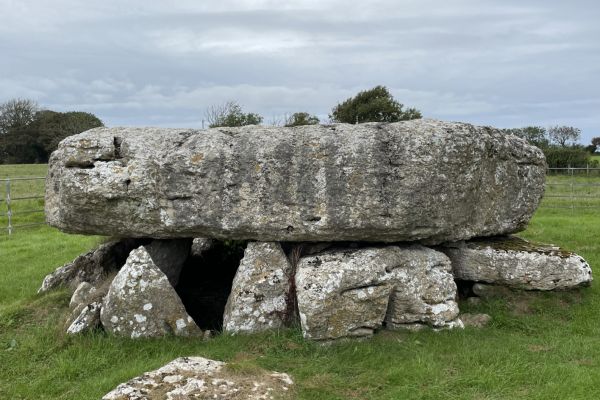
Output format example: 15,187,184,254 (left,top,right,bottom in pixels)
1,165,600,399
